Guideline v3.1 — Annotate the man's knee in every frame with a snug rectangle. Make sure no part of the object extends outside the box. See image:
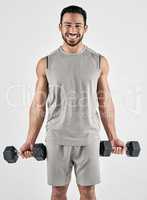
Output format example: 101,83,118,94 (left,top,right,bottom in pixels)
77,185,96,199
51,184,69,198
